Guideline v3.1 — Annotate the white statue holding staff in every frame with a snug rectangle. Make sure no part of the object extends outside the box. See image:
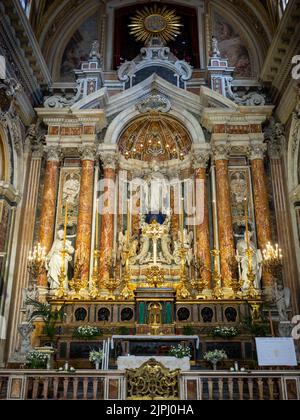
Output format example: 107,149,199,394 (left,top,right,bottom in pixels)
46,229,74,291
